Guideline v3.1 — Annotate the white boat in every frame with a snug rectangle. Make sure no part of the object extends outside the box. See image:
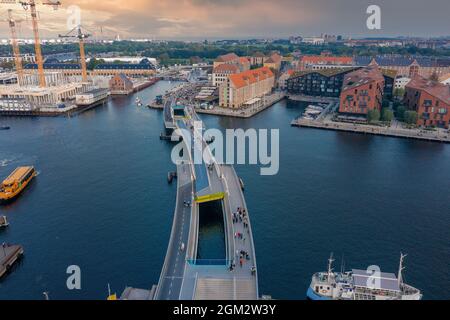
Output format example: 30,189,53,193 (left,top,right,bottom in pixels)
0,215,9,228
307,105,324,111
135,97,143,107
307,253,422,300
